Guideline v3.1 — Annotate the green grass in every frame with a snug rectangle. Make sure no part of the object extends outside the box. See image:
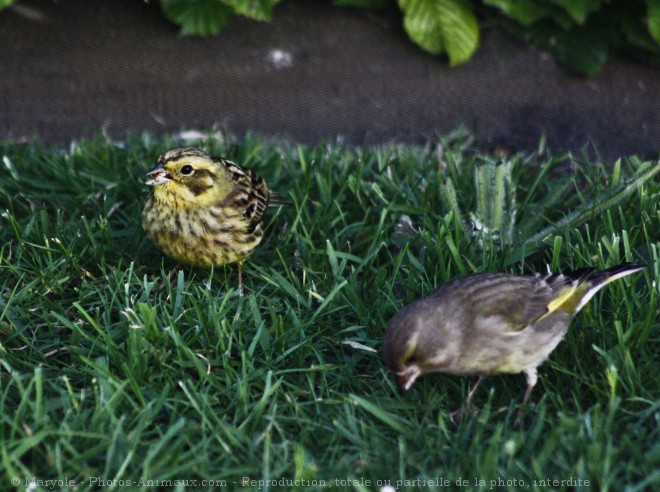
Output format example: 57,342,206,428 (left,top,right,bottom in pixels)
0,132,658,491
